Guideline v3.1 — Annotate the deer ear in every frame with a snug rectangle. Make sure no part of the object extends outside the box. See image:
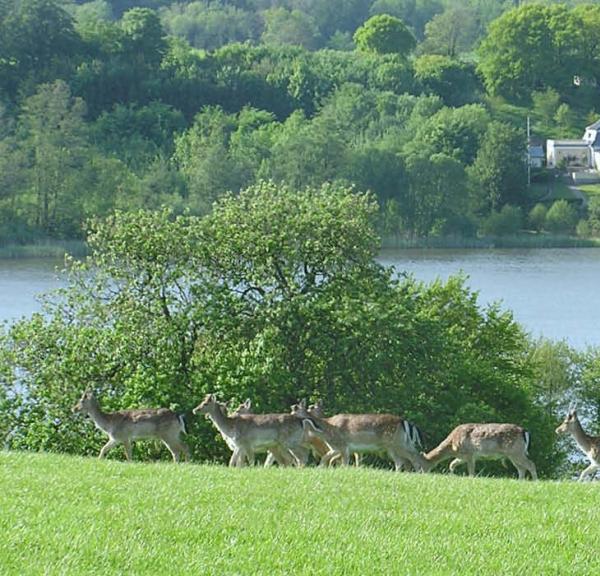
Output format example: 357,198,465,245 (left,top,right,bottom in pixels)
243,399,252,408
